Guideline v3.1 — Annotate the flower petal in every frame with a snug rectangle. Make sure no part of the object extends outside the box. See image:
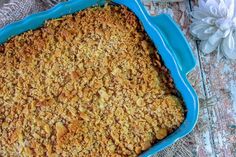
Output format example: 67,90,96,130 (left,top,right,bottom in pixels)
221,31,236,59
200,38,221,54
218,0,228,17
204,26,217,34
200,29,223,54
215,18,233,31
233,18,236,28
190,22,212,40
208,5,219,17
225,0,235,18
205,0,219,7
222,29,231,38
199,0,206,9
201,17,216,25
208,29,224,45
191,10,211,20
